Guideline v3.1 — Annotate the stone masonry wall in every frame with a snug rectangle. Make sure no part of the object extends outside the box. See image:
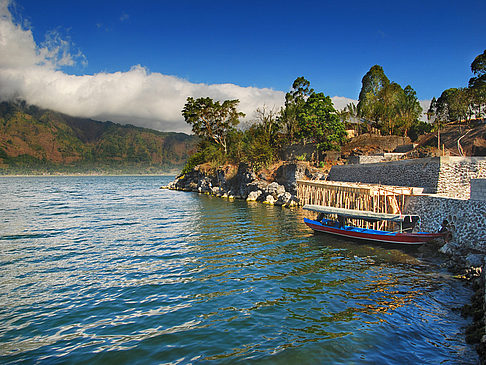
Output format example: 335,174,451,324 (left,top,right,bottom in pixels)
405,195,486,259
327,157,441,193
471,179,486,201
437,157,486,199
327,157,486,199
